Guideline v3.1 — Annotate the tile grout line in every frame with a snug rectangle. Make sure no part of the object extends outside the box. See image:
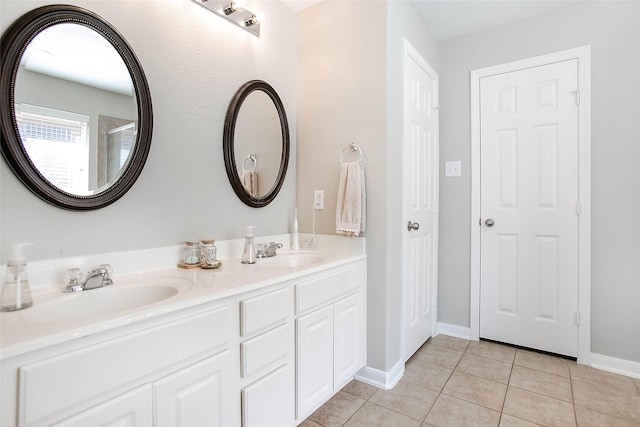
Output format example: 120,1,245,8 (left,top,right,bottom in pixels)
338,391,367,427
569,364,578,427
496,349,516,426
421,340,470,425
